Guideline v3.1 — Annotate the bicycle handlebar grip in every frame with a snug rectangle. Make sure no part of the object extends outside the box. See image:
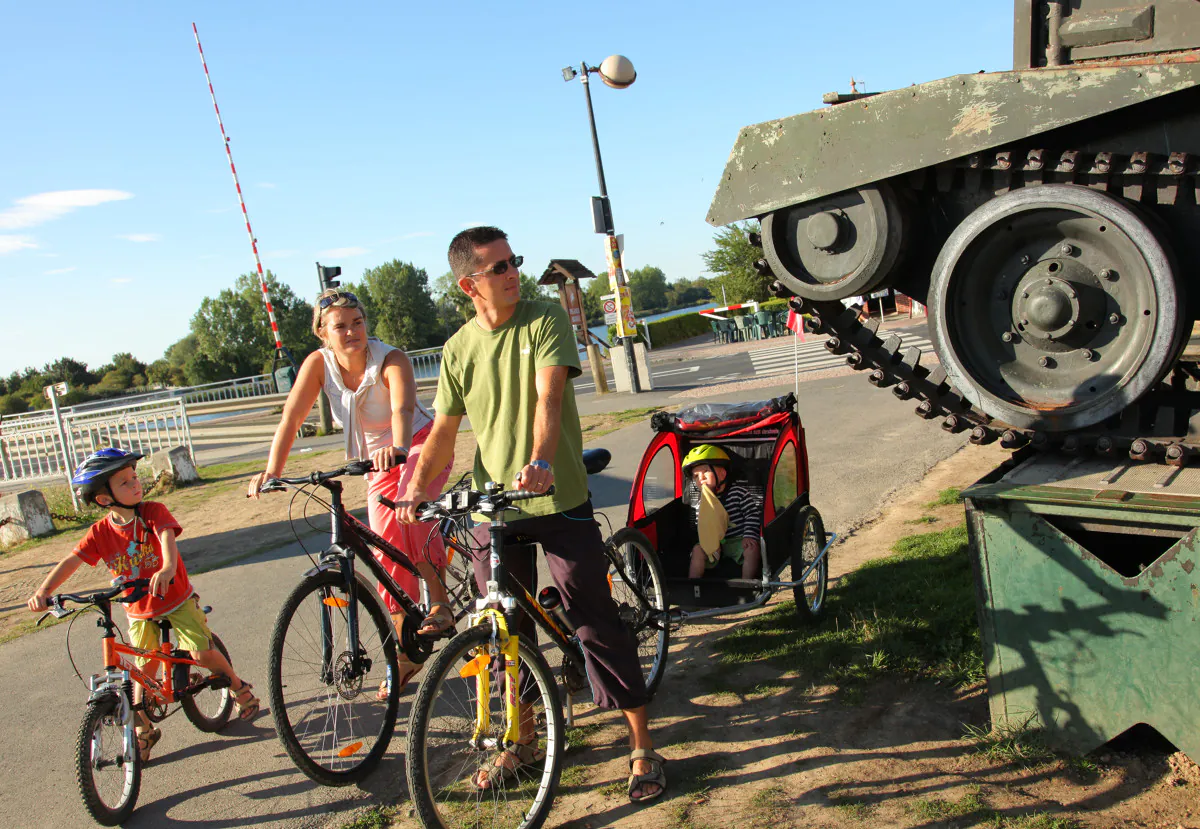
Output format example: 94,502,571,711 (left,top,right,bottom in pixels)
507,485,556,502
374,494,398,510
